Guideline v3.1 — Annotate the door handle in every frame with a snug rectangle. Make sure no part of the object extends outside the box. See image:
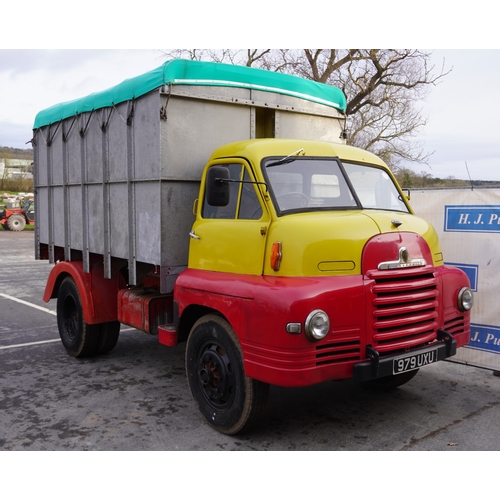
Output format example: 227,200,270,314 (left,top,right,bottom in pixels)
189,230,201,240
